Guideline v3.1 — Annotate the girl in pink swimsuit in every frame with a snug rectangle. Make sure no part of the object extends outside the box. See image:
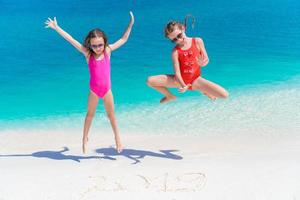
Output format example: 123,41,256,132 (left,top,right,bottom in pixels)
147,16,229,103
45,12,134,153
